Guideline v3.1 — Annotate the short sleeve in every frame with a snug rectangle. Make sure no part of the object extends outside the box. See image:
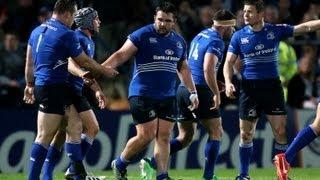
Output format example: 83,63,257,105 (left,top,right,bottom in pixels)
227,32,240,55
127,27,145,48
28,30,35,46
180,39,187,61
206,40,224,60
275,24,294,40
65,31,83,58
